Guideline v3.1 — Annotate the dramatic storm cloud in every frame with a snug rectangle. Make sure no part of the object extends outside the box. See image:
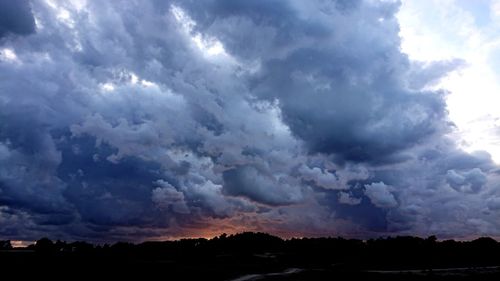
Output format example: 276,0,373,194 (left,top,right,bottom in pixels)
1,0,500,242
